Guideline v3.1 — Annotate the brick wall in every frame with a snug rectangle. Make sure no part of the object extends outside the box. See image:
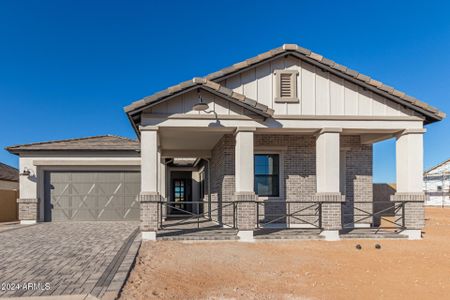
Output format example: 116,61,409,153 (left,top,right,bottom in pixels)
342,136,373,227
208,134,373,229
